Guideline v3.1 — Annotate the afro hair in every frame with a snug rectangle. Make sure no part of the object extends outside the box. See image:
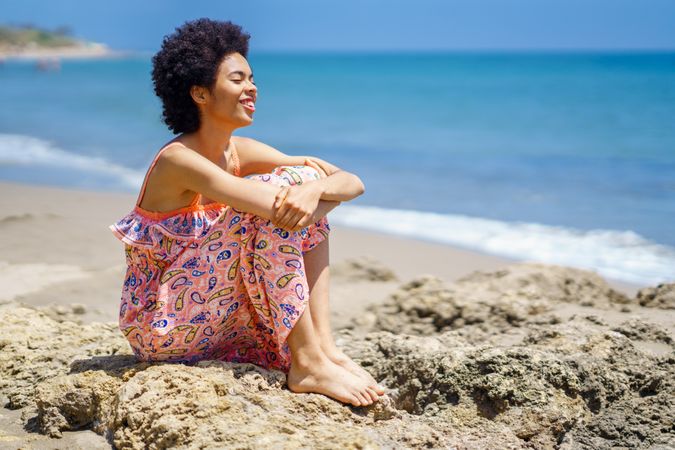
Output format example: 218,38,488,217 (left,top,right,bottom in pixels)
151,18,251,134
